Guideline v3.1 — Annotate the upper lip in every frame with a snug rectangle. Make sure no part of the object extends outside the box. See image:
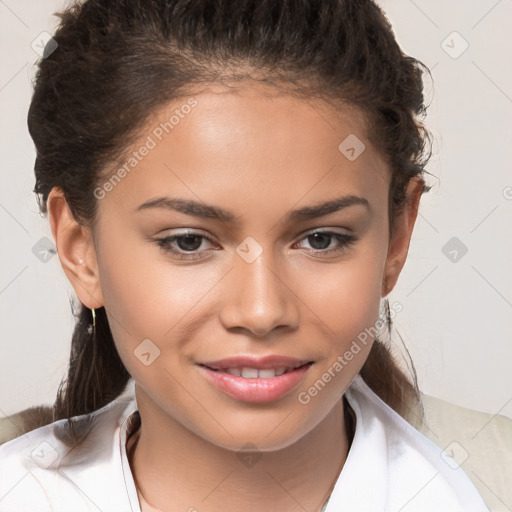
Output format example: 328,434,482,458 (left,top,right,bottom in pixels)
199,355,313,371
